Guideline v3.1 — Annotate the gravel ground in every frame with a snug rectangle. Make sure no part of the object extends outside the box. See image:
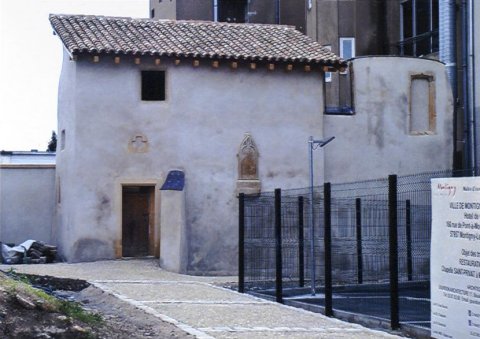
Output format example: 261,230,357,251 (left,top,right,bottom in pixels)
74,284,192,338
